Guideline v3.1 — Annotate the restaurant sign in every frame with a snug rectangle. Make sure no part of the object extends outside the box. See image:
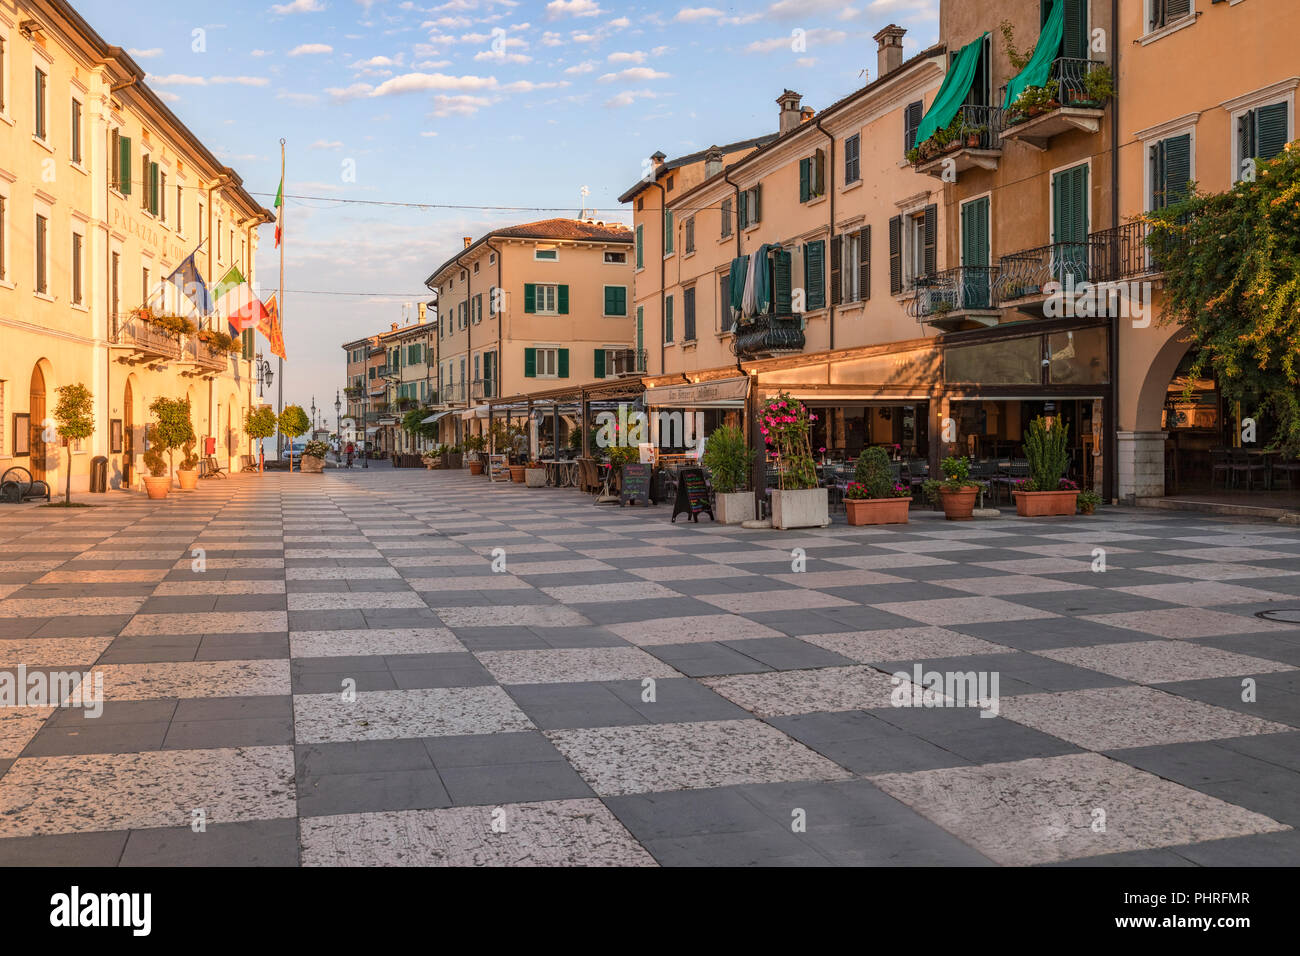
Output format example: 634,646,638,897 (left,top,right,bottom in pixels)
644,376,749,409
